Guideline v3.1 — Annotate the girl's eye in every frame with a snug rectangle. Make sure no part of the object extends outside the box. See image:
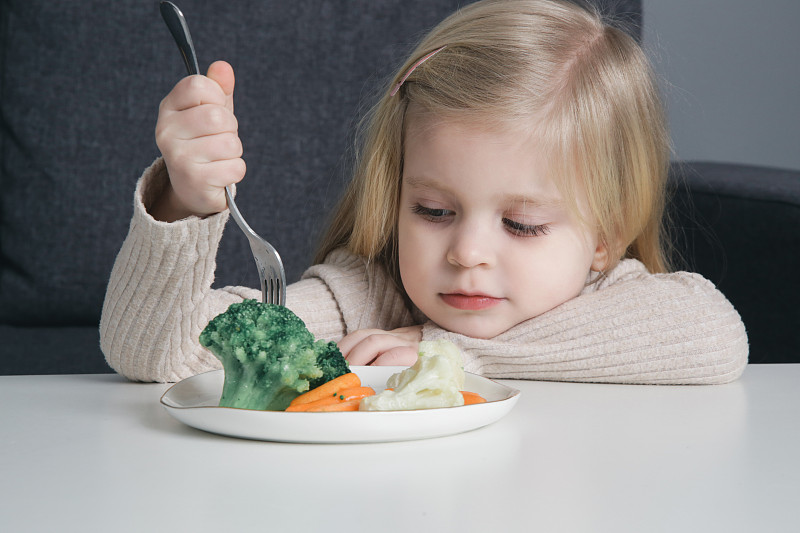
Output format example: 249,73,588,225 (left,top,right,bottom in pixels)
411,204,453,221
503,218,551,237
